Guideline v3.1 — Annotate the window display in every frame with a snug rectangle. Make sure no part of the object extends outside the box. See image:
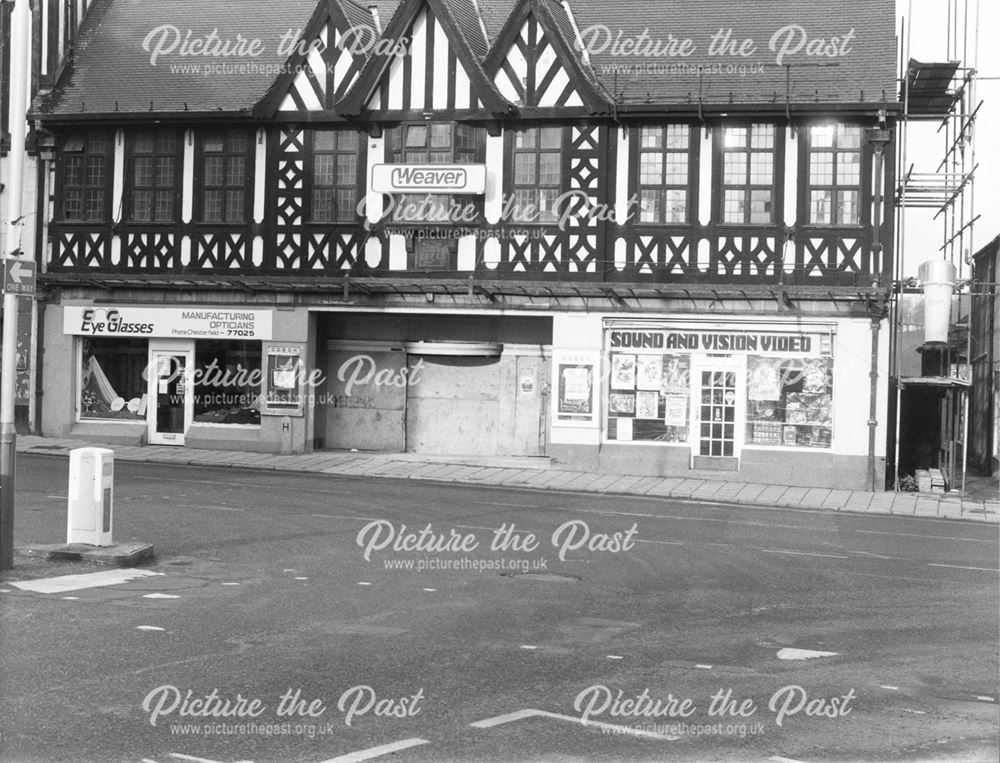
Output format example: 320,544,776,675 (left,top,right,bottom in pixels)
79,338,148,420
746,356,832,448
606,352,690,442
193,341,261,425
